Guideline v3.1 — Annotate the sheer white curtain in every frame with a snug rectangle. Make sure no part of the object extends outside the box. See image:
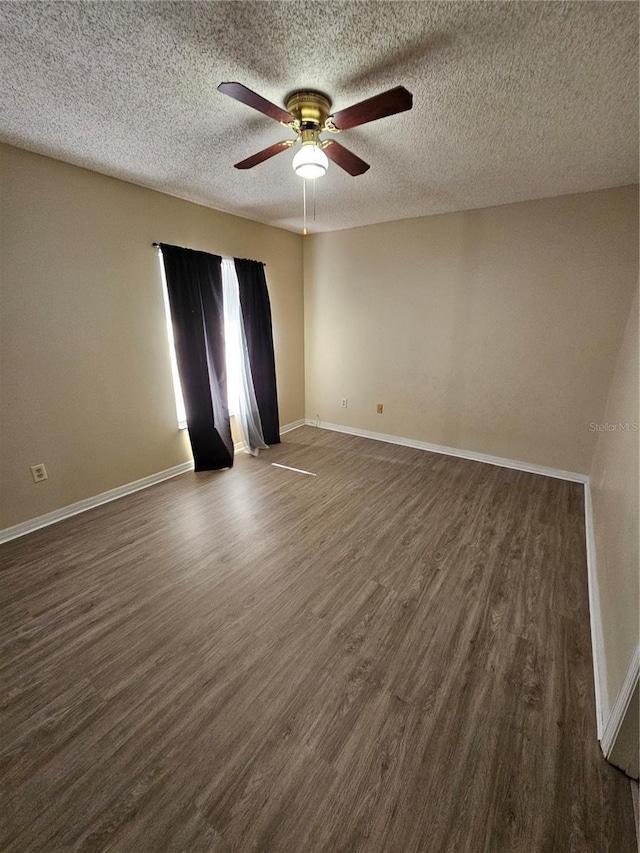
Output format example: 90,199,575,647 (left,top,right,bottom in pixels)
221,258,268,456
